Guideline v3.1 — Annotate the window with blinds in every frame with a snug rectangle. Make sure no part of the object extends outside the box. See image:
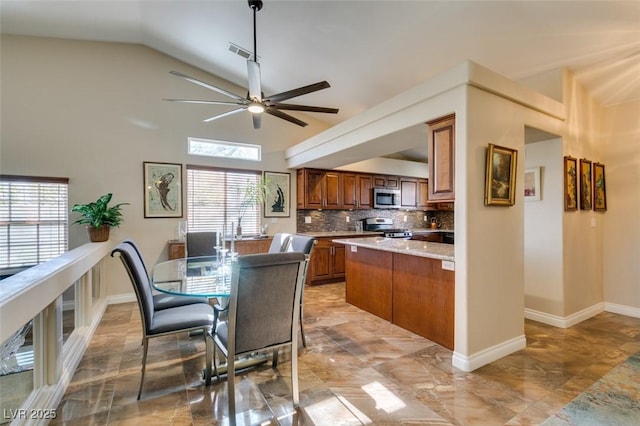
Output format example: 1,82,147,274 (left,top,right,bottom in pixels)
0,176,69,273
187,166,262,236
